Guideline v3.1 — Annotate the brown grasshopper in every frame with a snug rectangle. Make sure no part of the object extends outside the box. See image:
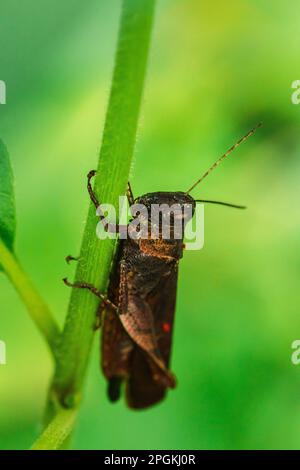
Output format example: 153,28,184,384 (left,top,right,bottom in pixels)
64,123,261,409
